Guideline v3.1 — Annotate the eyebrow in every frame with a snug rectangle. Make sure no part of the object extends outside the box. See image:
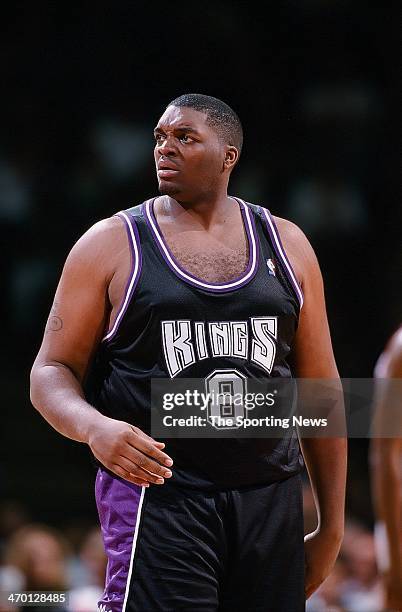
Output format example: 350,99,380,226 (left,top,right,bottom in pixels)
154,125,200,134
